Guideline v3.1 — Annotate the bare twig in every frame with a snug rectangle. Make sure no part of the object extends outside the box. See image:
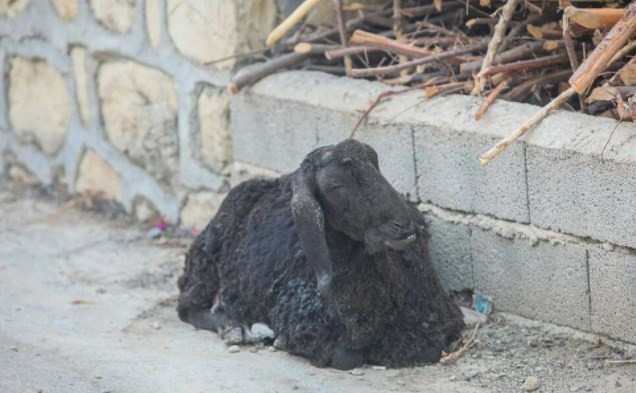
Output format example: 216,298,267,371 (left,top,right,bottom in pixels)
333,0,353,76
440,324,481,364
475,78,511,120
350,41,488,78
480,87,577,165
473,0,520,95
